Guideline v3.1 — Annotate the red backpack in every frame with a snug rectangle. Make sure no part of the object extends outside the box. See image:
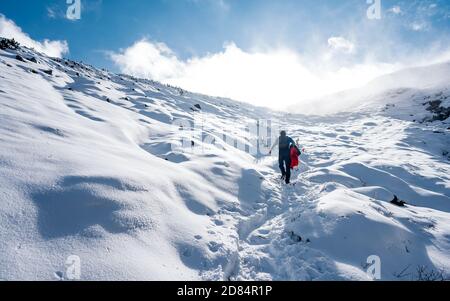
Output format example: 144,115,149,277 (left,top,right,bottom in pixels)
290,146,300,169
